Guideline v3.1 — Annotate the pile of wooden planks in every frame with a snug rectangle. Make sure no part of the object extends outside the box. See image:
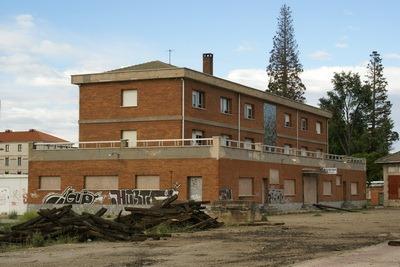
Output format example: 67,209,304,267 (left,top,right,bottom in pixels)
0,195,222,244
116,195,223,231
